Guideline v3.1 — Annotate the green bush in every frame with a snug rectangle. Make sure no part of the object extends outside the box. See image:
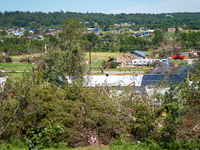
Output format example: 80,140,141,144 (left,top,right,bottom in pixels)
110,61,116,68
